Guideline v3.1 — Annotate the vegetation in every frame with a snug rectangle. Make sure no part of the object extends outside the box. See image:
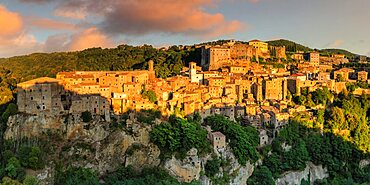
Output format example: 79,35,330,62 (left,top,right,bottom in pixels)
204,115,259,165
141,90,157,103
320,49,357,59
204,157,221,178
247,166,275,185
267,39,312,52
136,109,161,125
150,115,211,159
104,165,200,185
55,167,99,185
81,111,93,122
